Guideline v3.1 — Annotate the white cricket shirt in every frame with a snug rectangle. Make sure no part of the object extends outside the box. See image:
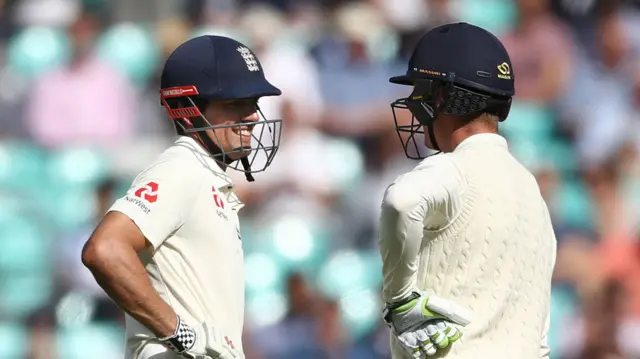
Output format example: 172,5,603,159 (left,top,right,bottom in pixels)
108,136,245,359
380,133,557,359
